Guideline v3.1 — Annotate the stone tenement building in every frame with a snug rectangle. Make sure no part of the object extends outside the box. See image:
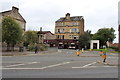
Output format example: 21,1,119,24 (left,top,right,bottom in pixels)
54,13,85,49
55,13,84,40
0,6,26,31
